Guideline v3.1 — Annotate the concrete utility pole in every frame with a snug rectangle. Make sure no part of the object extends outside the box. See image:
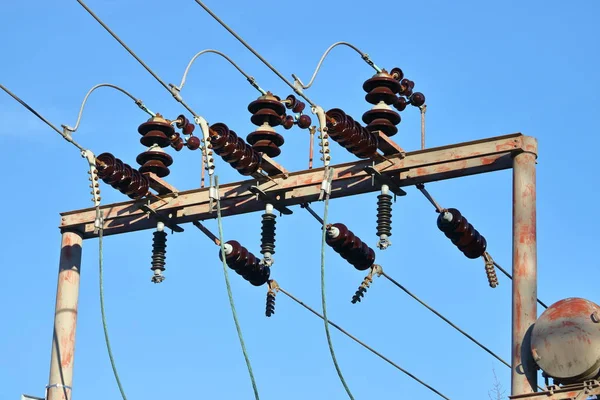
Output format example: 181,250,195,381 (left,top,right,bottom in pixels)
47,230,83,400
